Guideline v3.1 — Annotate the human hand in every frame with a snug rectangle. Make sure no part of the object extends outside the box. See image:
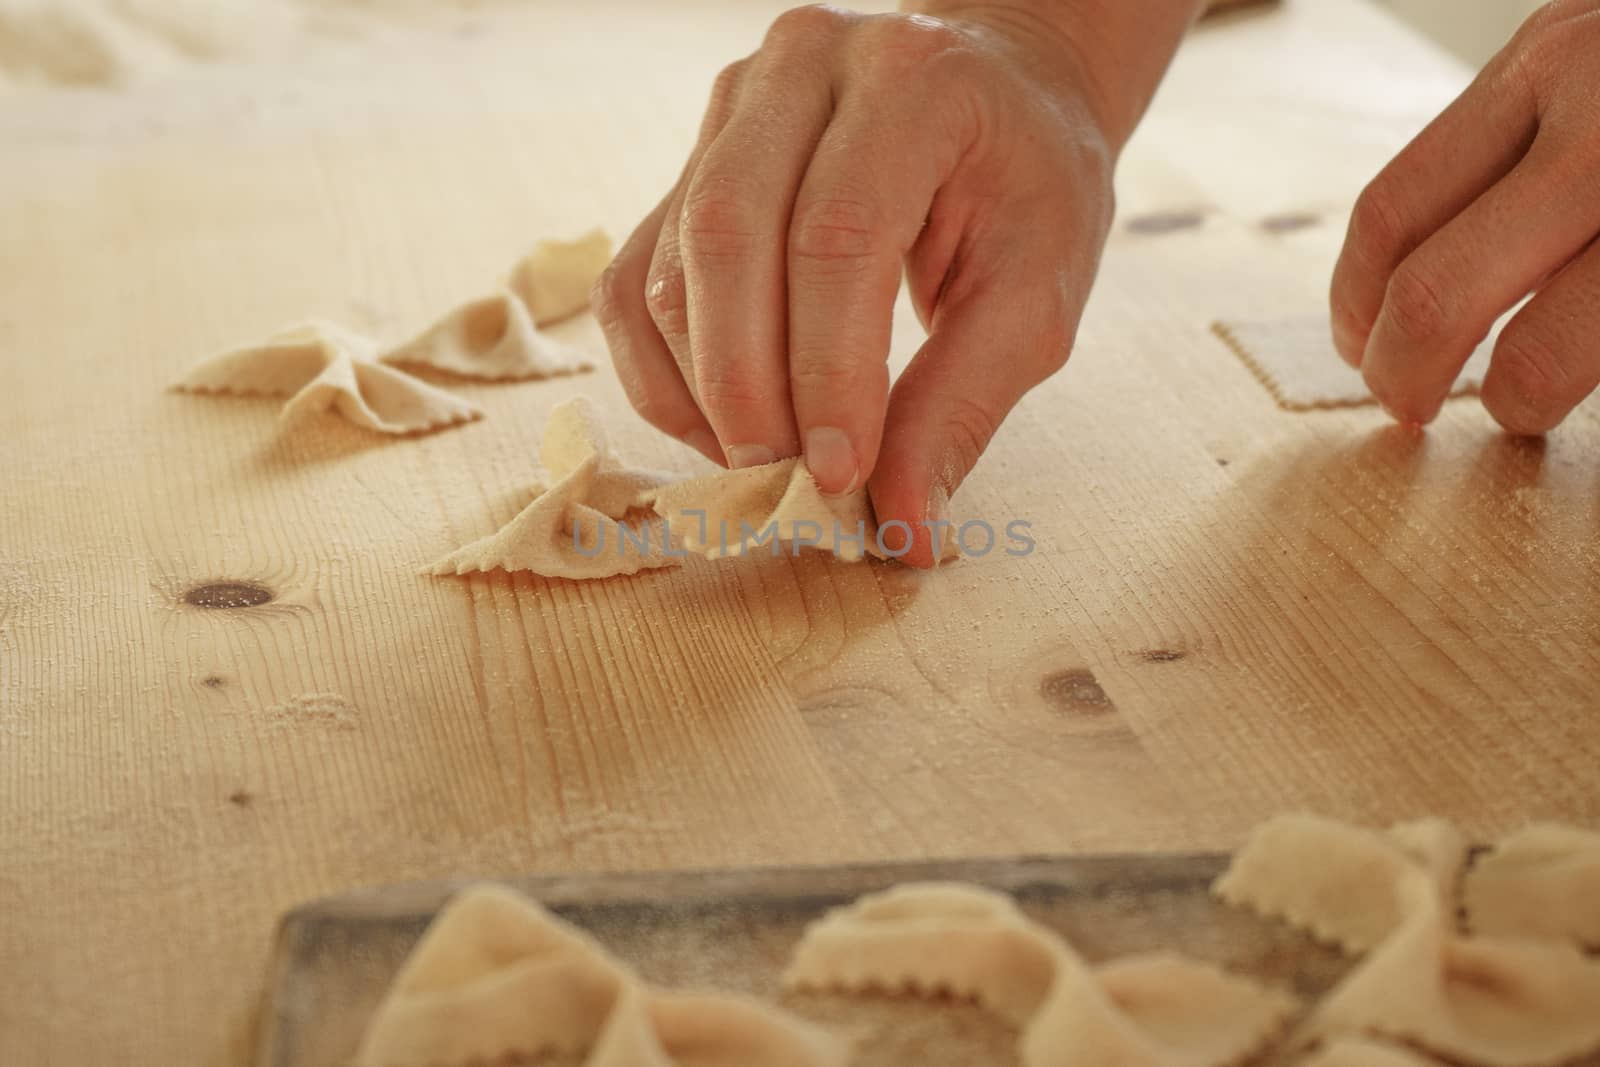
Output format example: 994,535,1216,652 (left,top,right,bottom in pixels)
1331,0,1600,433
593,3,1175,566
